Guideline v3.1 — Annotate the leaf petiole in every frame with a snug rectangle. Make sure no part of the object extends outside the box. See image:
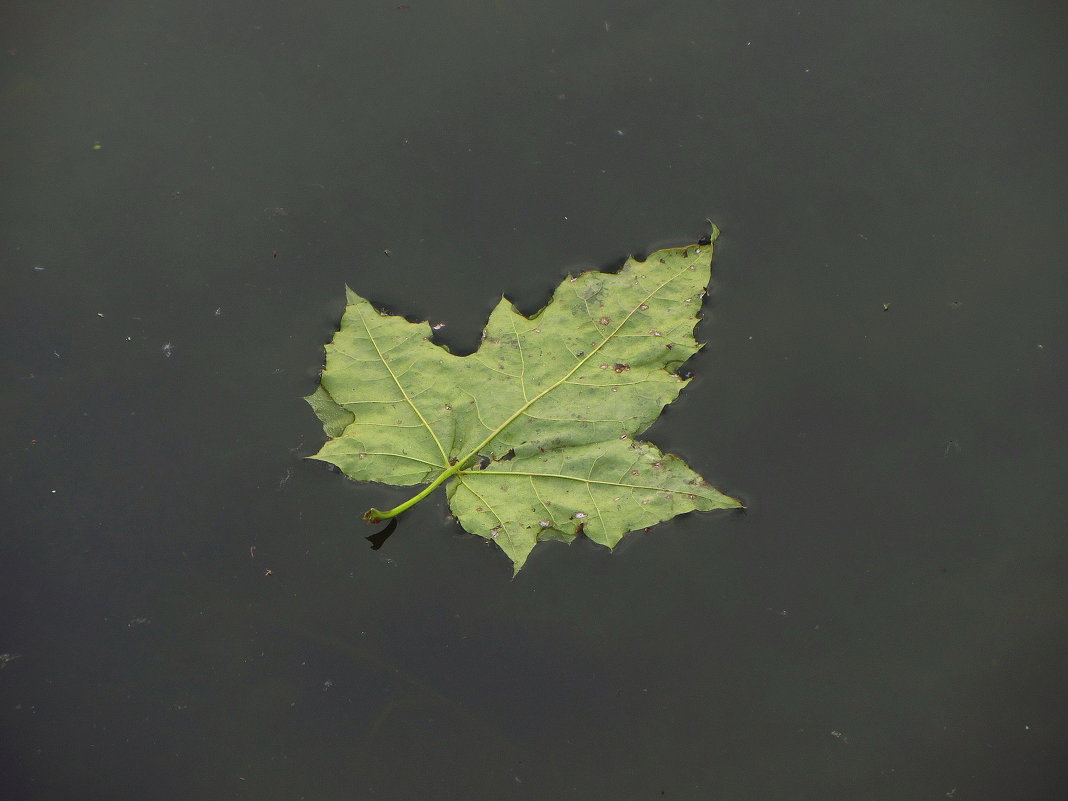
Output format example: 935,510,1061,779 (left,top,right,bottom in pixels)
363,462,463,523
